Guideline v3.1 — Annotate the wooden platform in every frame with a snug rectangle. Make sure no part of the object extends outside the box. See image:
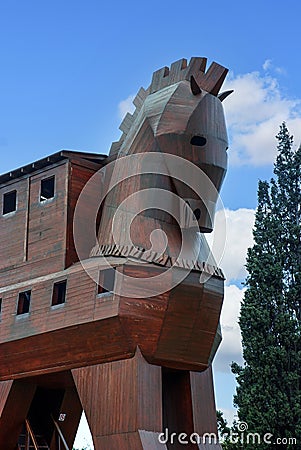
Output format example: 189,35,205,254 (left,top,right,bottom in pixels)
0,258,223,381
